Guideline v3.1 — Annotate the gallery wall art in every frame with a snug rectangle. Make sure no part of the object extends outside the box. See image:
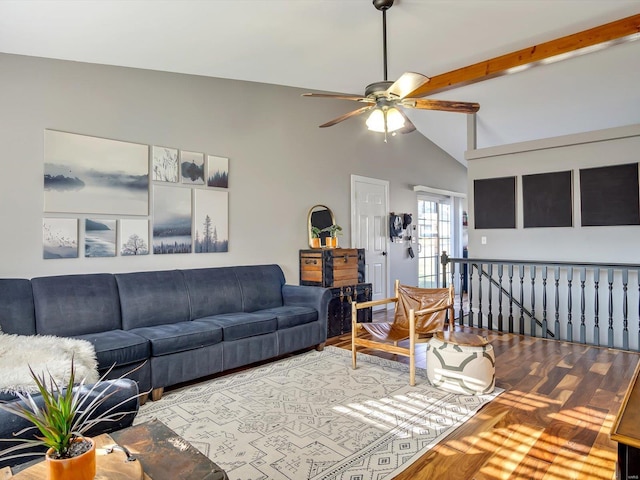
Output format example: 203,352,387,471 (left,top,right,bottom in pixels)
207,155,229,188
153,185,192,254
152,146,179,183
85,219,116,257
43,218,78,259
44,130,149,215
41,129,231,259
180,151,205,185
120,219,150,256
194,190,229,253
